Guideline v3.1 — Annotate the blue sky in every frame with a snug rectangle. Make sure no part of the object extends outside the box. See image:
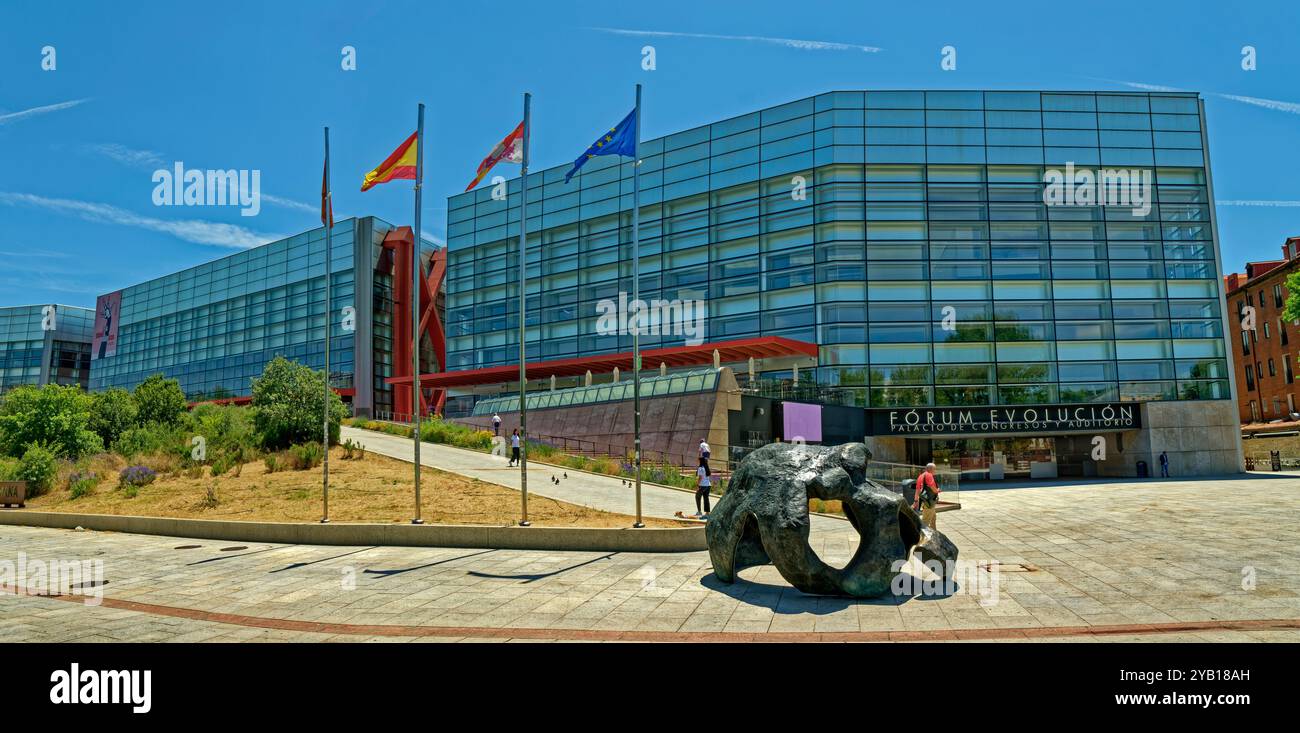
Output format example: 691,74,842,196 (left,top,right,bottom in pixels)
1,0,1297,307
